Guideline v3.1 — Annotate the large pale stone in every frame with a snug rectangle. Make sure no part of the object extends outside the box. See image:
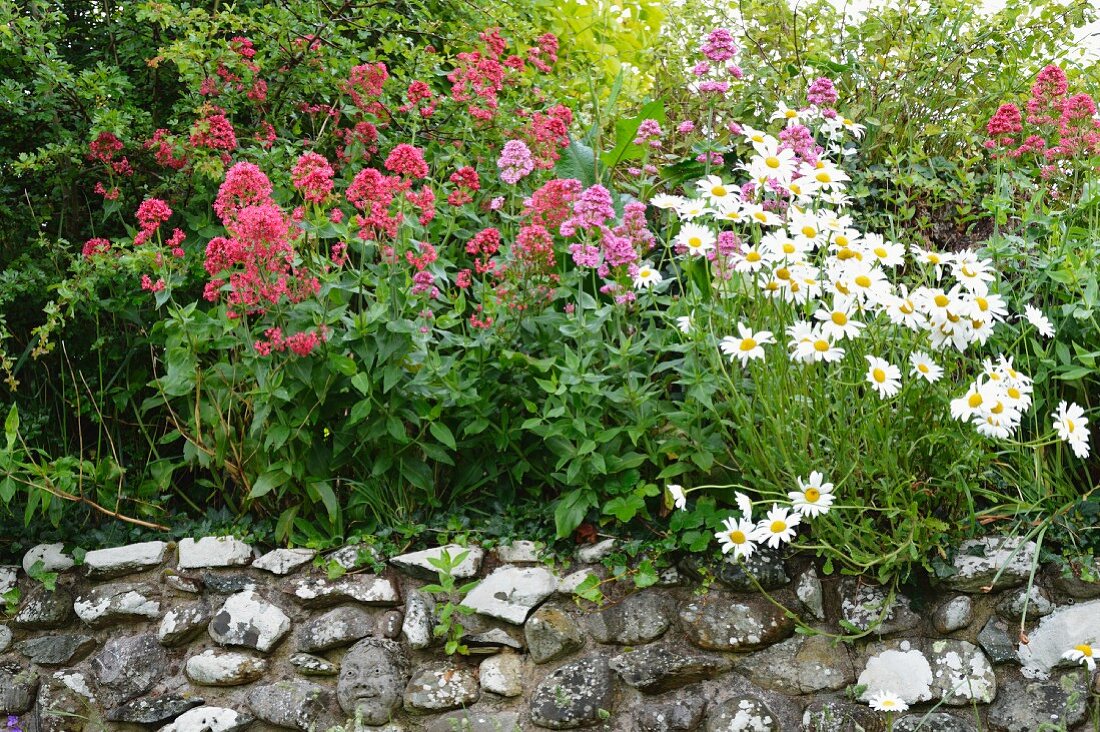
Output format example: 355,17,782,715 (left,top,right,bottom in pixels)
0,565,16,594
158,706,254,732
926,639,997,705
933,596,974,634
1018,598,1100,677
83,541,167,578
403,662,480,712
390,544,484,580
402,590,435,650
92,633,166,707
856,641,934,705
943,537,1036,593
480,653,524,697
678,592,794,652
178,536,253,569
248,680,340,730
208,589,291,653
252,547,316,575
284,575,400,607
462,566,555,624
529,657,614,729
185,649,268,686
297,605,375,652
23,543,74,573
74,582,160,626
